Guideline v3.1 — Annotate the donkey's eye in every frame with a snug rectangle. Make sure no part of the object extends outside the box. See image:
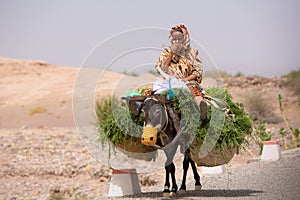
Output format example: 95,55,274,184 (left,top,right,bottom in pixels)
135,102,142,109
